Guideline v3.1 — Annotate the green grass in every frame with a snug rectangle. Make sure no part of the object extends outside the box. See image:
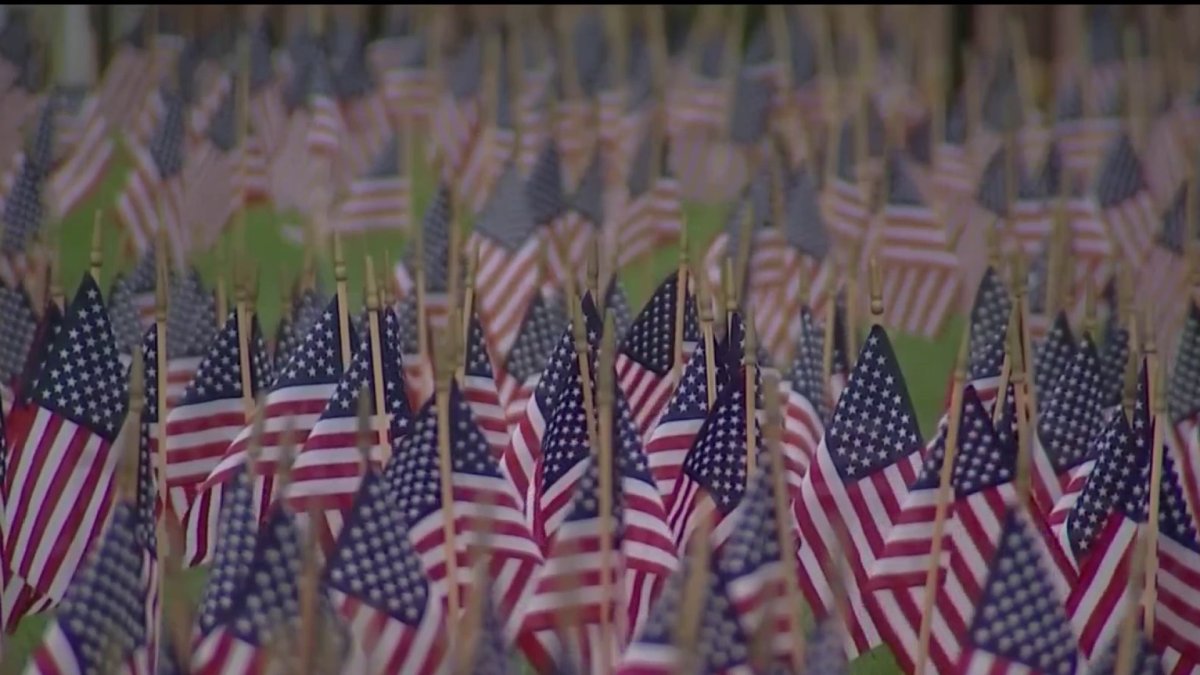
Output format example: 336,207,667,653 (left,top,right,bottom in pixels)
1,144,963,673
